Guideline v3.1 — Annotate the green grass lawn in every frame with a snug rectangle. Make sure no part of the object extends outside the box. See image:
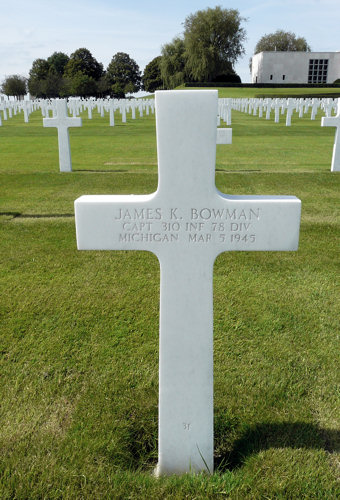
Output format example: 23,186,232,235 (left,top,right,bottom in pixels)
179,85,340,99
1,92,339,498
